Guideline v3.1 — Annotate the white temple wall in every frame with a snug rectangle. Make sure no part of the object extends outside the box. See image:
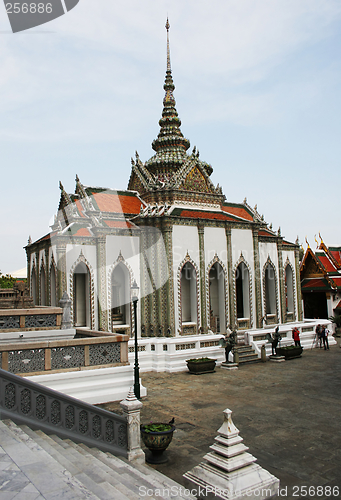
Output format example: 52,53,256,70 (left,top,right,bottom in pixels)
204,227,227,268
172,225,200,336
282,249,298,317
